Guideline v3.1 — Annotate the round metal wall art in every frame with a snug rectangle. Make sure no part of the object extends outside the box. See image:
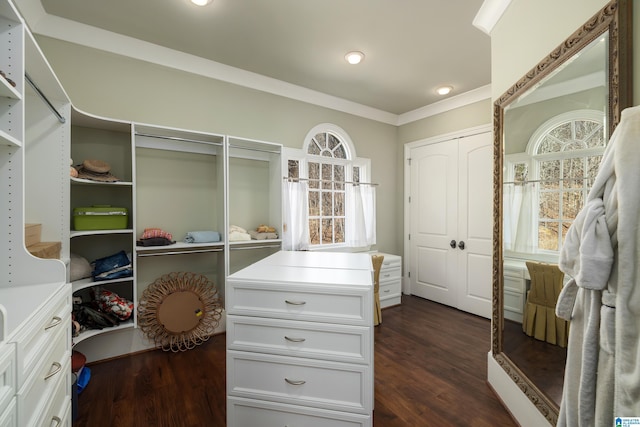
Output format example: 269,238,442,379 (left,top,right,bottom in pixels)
138,271,222,352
